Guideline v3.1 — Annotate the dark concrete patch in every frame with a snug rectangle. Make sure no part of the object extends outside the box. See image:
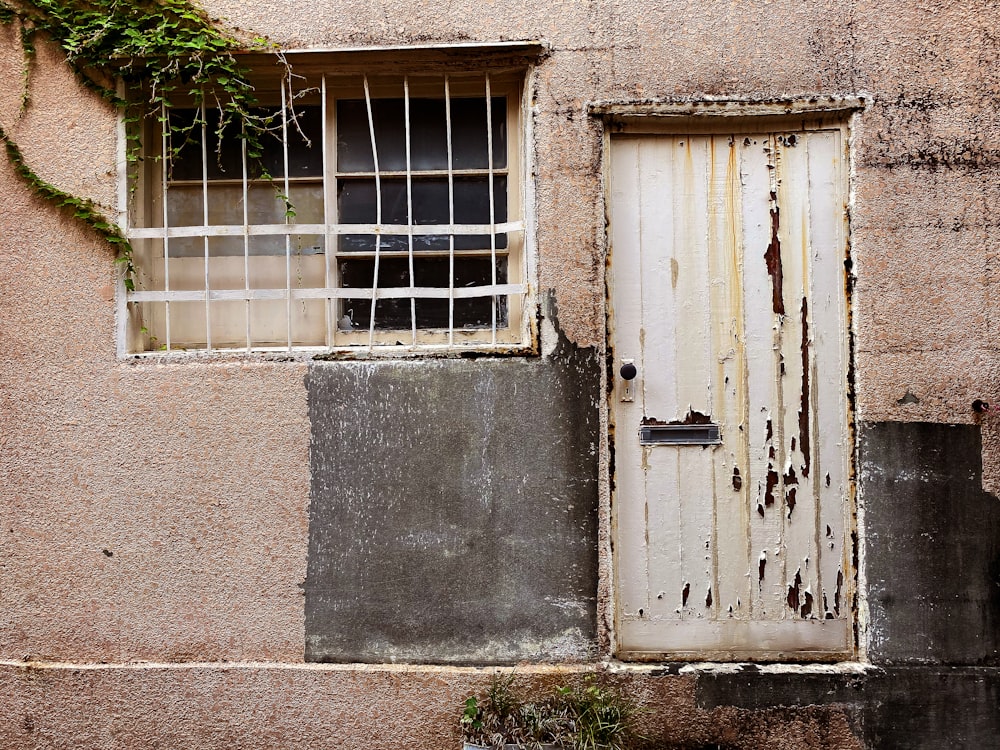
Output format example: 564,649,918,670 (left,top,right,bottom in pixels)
695,668,868,709
693,666,1000,749
304,300,599,663
860,667,1000,749
860,421,1000,665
